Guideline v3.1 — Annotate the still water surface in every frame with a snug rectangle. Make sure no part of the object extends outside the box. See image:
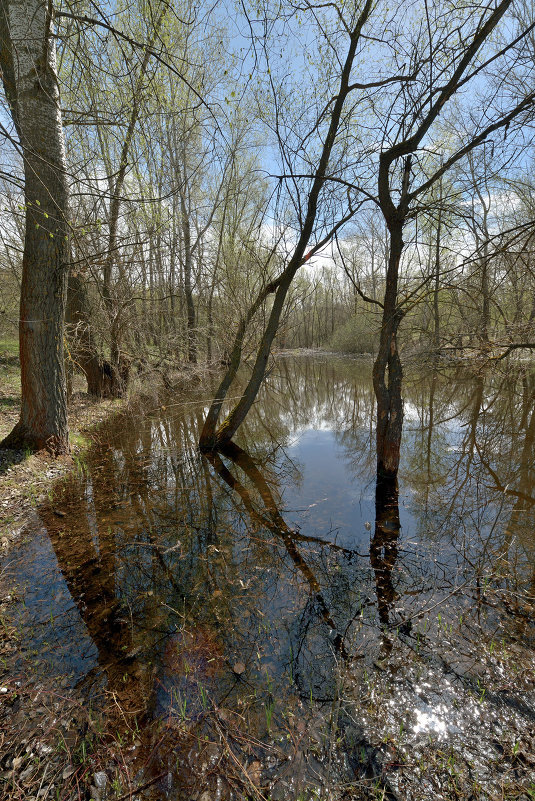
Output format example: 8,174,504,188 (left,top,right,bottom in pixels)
6,355,535,798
